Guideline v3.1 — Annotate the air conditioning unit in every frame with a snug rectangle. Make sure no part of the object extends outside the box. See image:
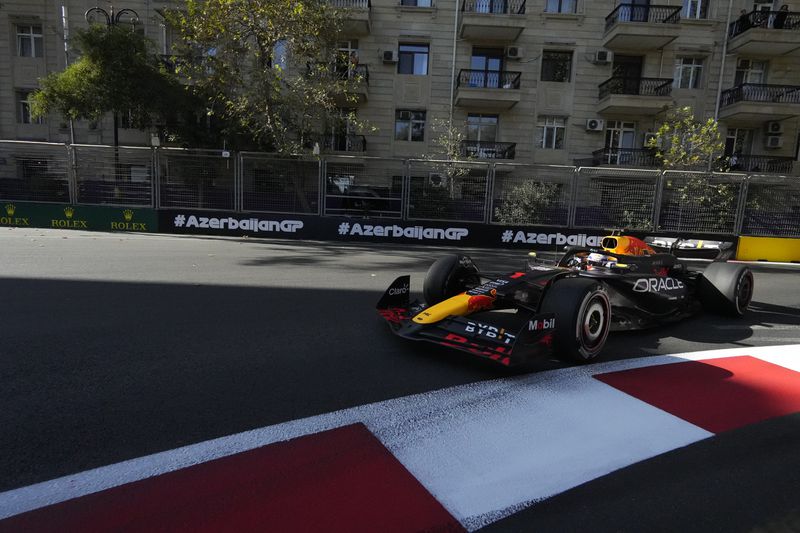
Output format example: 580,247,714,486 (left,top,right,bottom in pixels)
766,121,784,134
594,50,612,65
765,135,784,149
429,172,448,188
505,46,524,60
586,118,605,132
382,50,398,63
643,132,661,148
